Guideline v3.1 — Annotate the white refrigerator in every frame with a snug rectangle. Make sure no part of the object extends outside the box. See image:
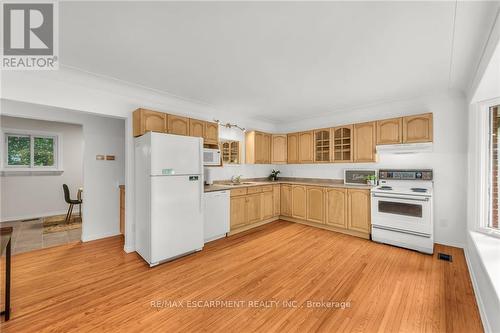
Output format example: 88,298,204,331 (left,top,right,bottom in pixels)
135,132,204,267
